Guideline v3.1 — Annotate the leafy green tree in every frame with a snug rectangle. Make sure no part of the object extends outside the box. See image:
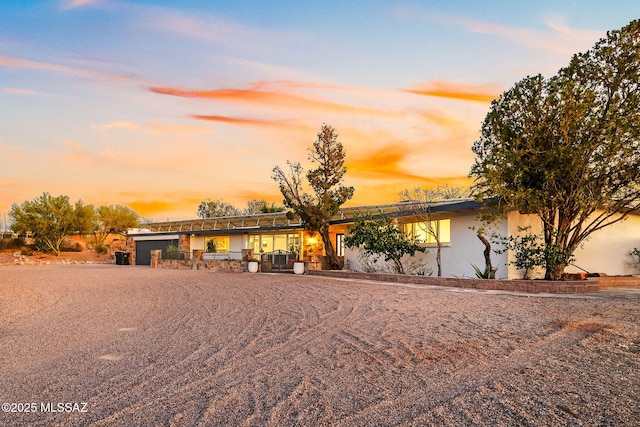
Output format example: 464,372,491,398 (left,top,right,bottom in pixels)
10,192,94,256
197,198,241,218
272,124,354,270
343,214,427,274
470,20,640,280
399,185,469,276
93,205,140,252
